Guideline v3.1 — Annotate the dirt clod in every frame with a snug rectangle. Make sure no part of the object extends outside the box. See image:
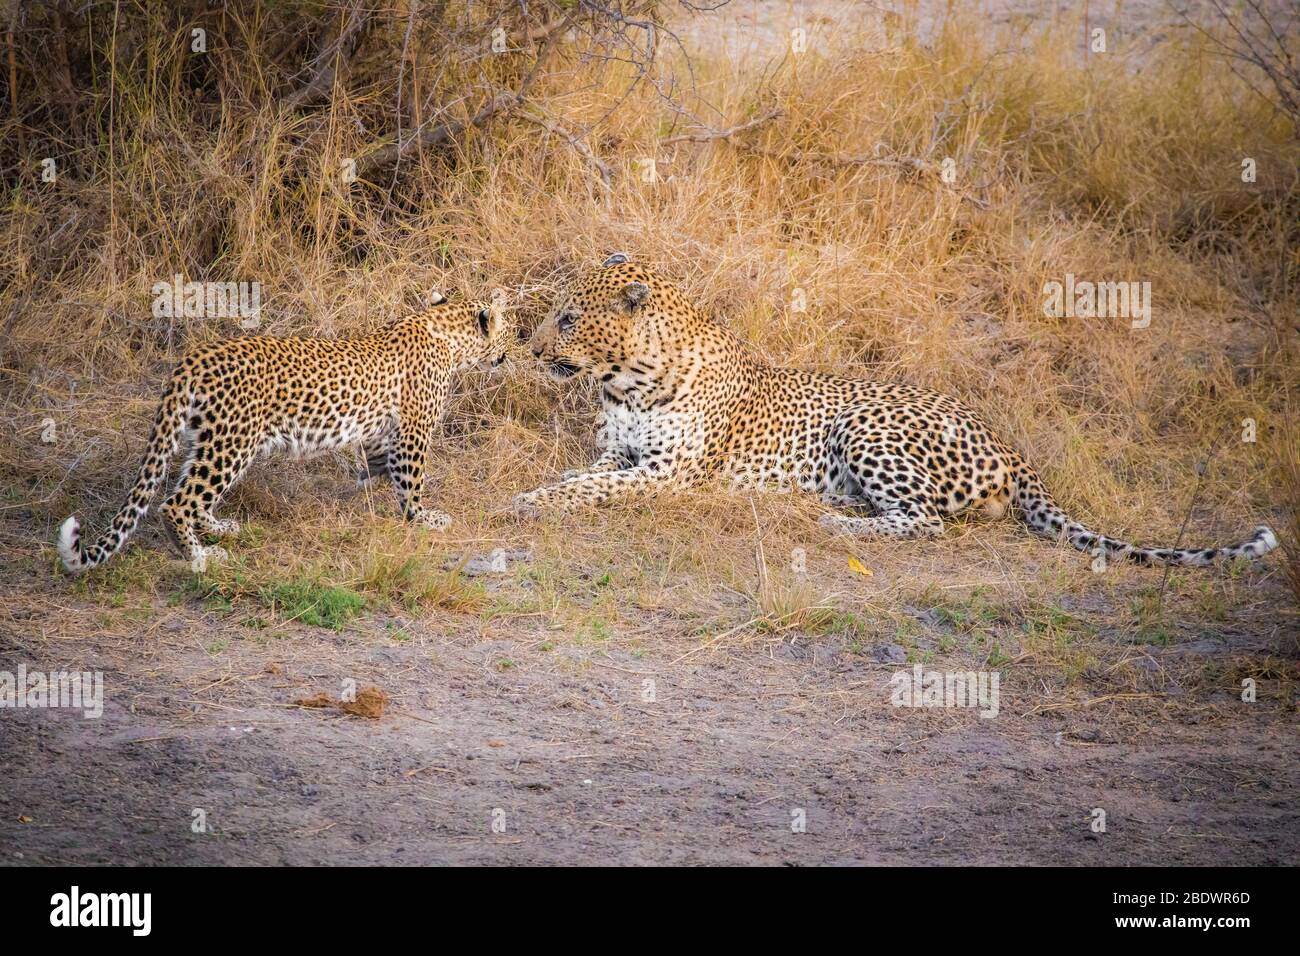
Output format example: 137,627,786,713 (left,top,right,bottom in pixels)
293,687,389,720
